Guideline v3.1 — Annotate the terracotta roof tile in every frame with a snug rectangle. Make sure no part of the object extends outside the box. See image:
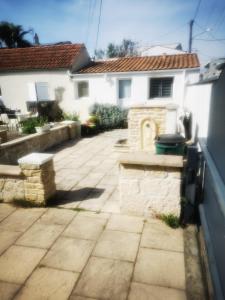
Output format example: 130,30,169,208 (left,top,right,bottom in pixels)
0,44,84,71
77,53,200,74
